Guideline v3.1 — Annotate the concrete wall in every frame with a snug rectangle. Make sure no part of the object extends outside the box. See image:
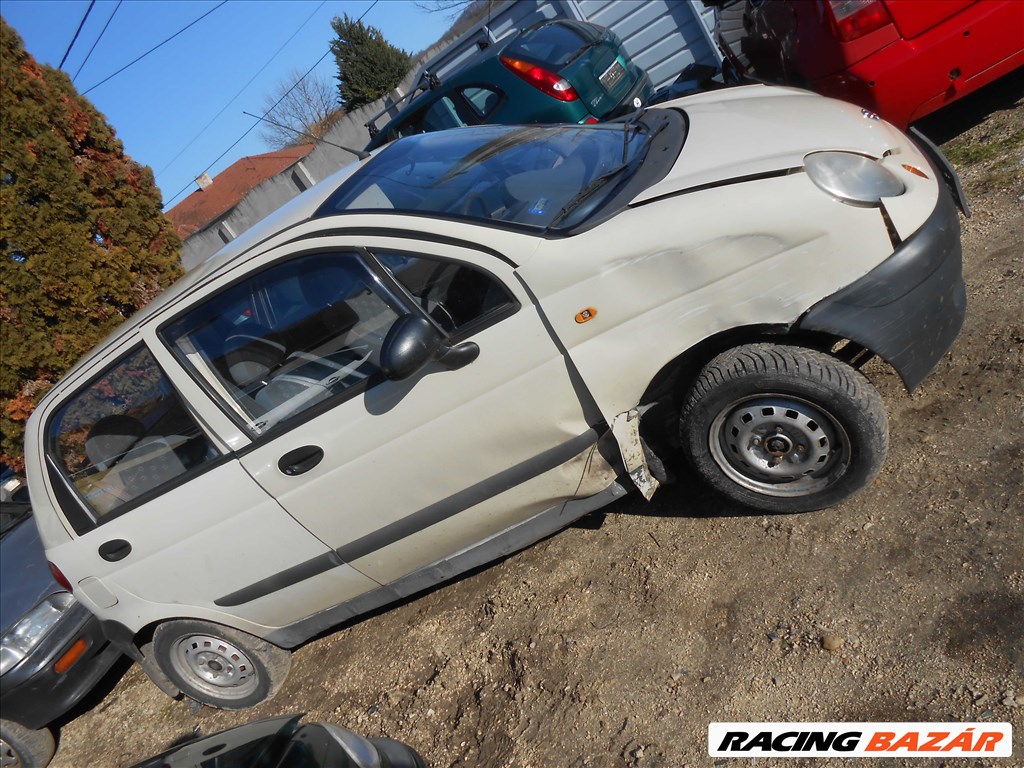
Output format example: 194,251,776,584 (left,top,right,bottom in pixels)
181,0,720,270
